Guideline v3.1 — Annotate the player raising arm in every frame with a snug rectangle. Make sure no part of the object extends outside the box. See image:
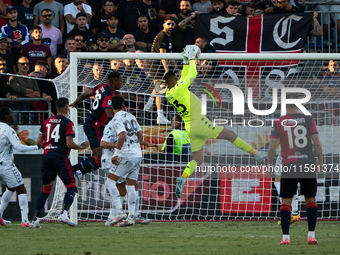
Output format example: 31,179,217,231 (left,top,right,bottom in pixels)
267,93,323,245
70,71,123,178
0,107,39,227
164,45,265,198
32,98,89,227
